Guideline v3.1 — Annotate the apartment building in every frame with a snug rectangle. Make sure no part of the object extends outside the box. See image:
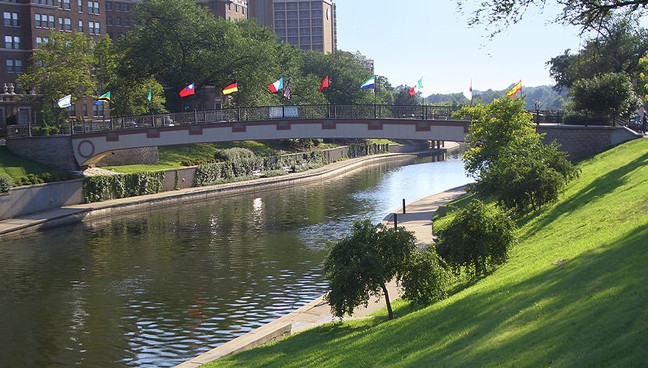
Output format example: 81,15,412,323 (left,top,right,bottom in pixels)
0,0,106,131
249,0,336,53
